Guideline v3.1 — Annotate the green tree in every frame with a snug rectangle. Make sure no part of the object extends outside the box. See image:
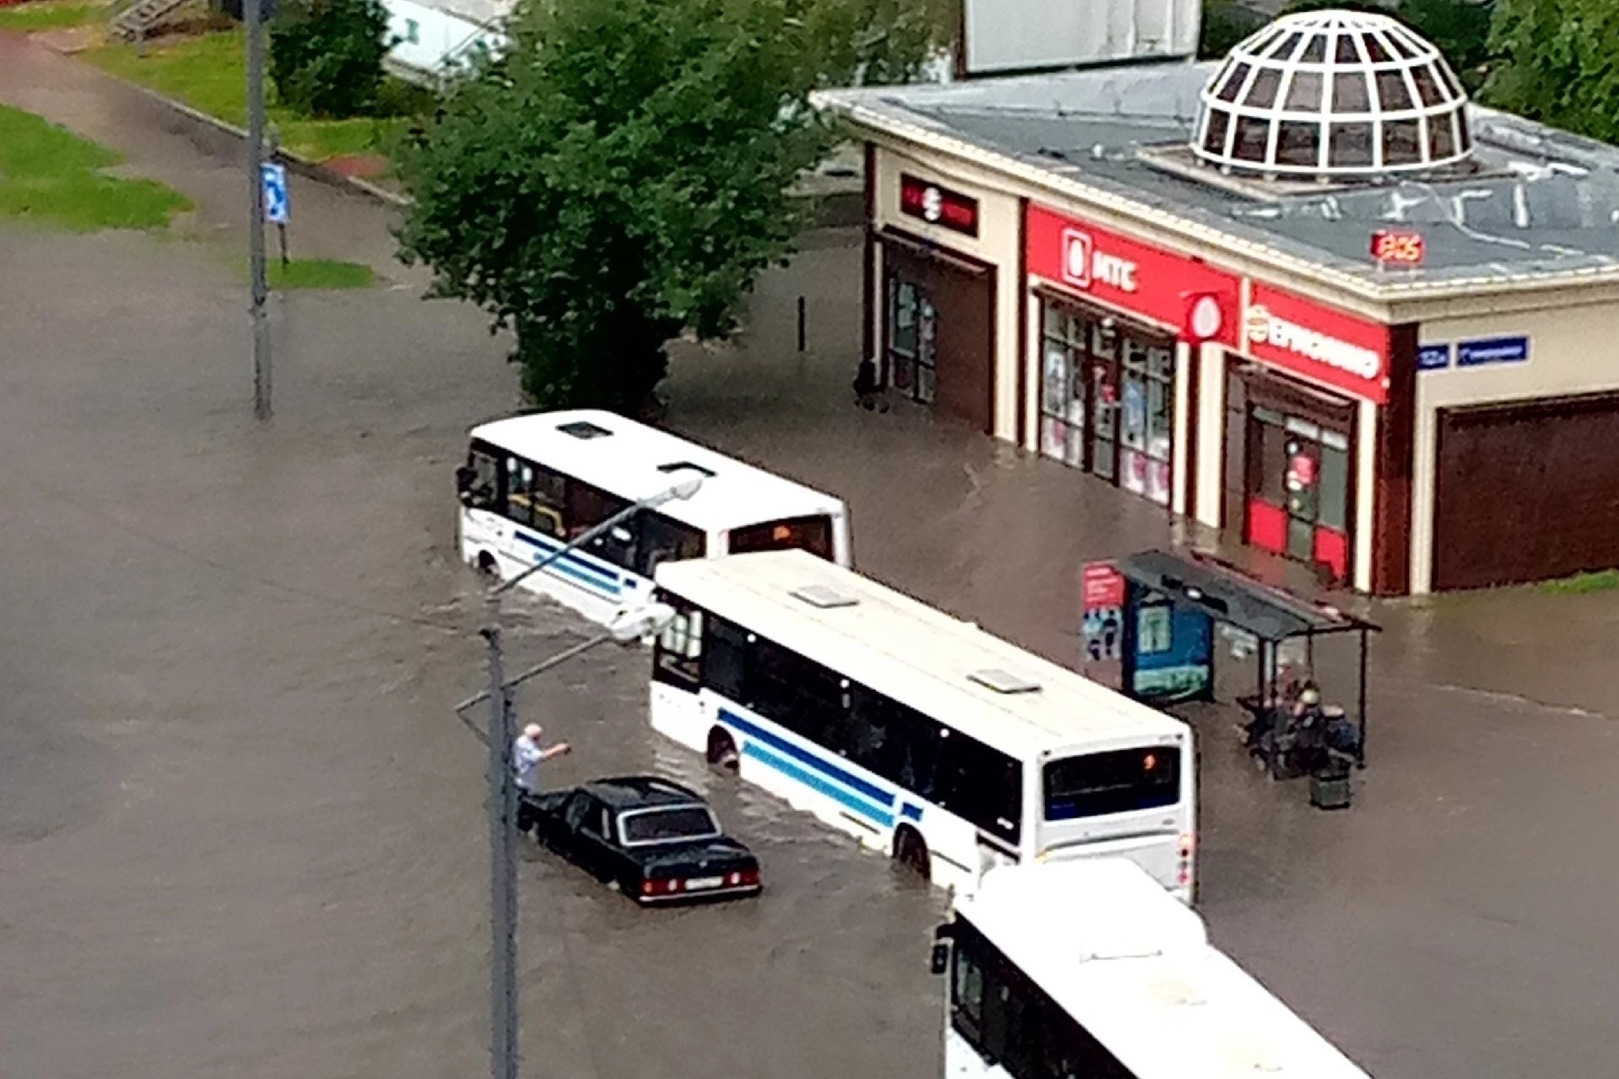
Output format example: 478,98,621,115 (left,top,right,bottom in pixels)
394,0,834,412
270,0,394,118
1482,0,1619,142
1400,0,1493,91
1199,0,1265,60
